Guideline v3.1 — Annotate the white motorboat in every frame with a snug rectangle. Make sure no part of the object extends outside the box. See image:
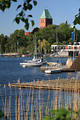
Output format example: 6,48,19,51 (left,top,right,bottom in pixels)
45,68,62,74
